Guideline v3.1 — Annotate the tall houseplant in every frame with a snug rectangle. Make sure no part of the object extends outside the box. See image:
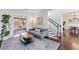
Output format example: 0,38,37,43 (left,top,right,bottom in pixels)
0,14,11,48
